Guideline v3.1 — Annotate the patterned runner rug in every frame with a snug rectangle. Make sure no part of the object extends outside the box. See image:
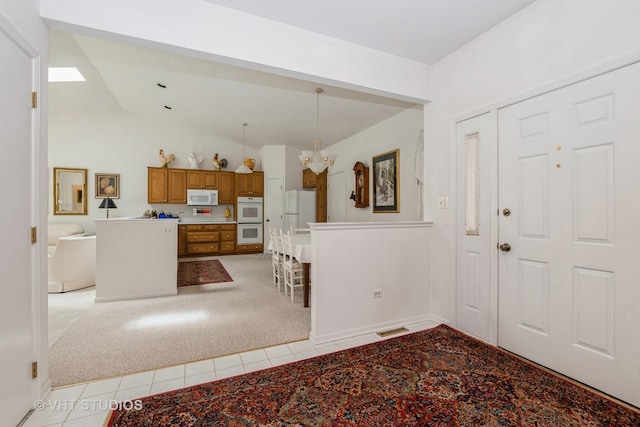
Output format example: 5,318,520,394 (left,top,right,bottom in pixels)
177,259,233,287
107,324,639,426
